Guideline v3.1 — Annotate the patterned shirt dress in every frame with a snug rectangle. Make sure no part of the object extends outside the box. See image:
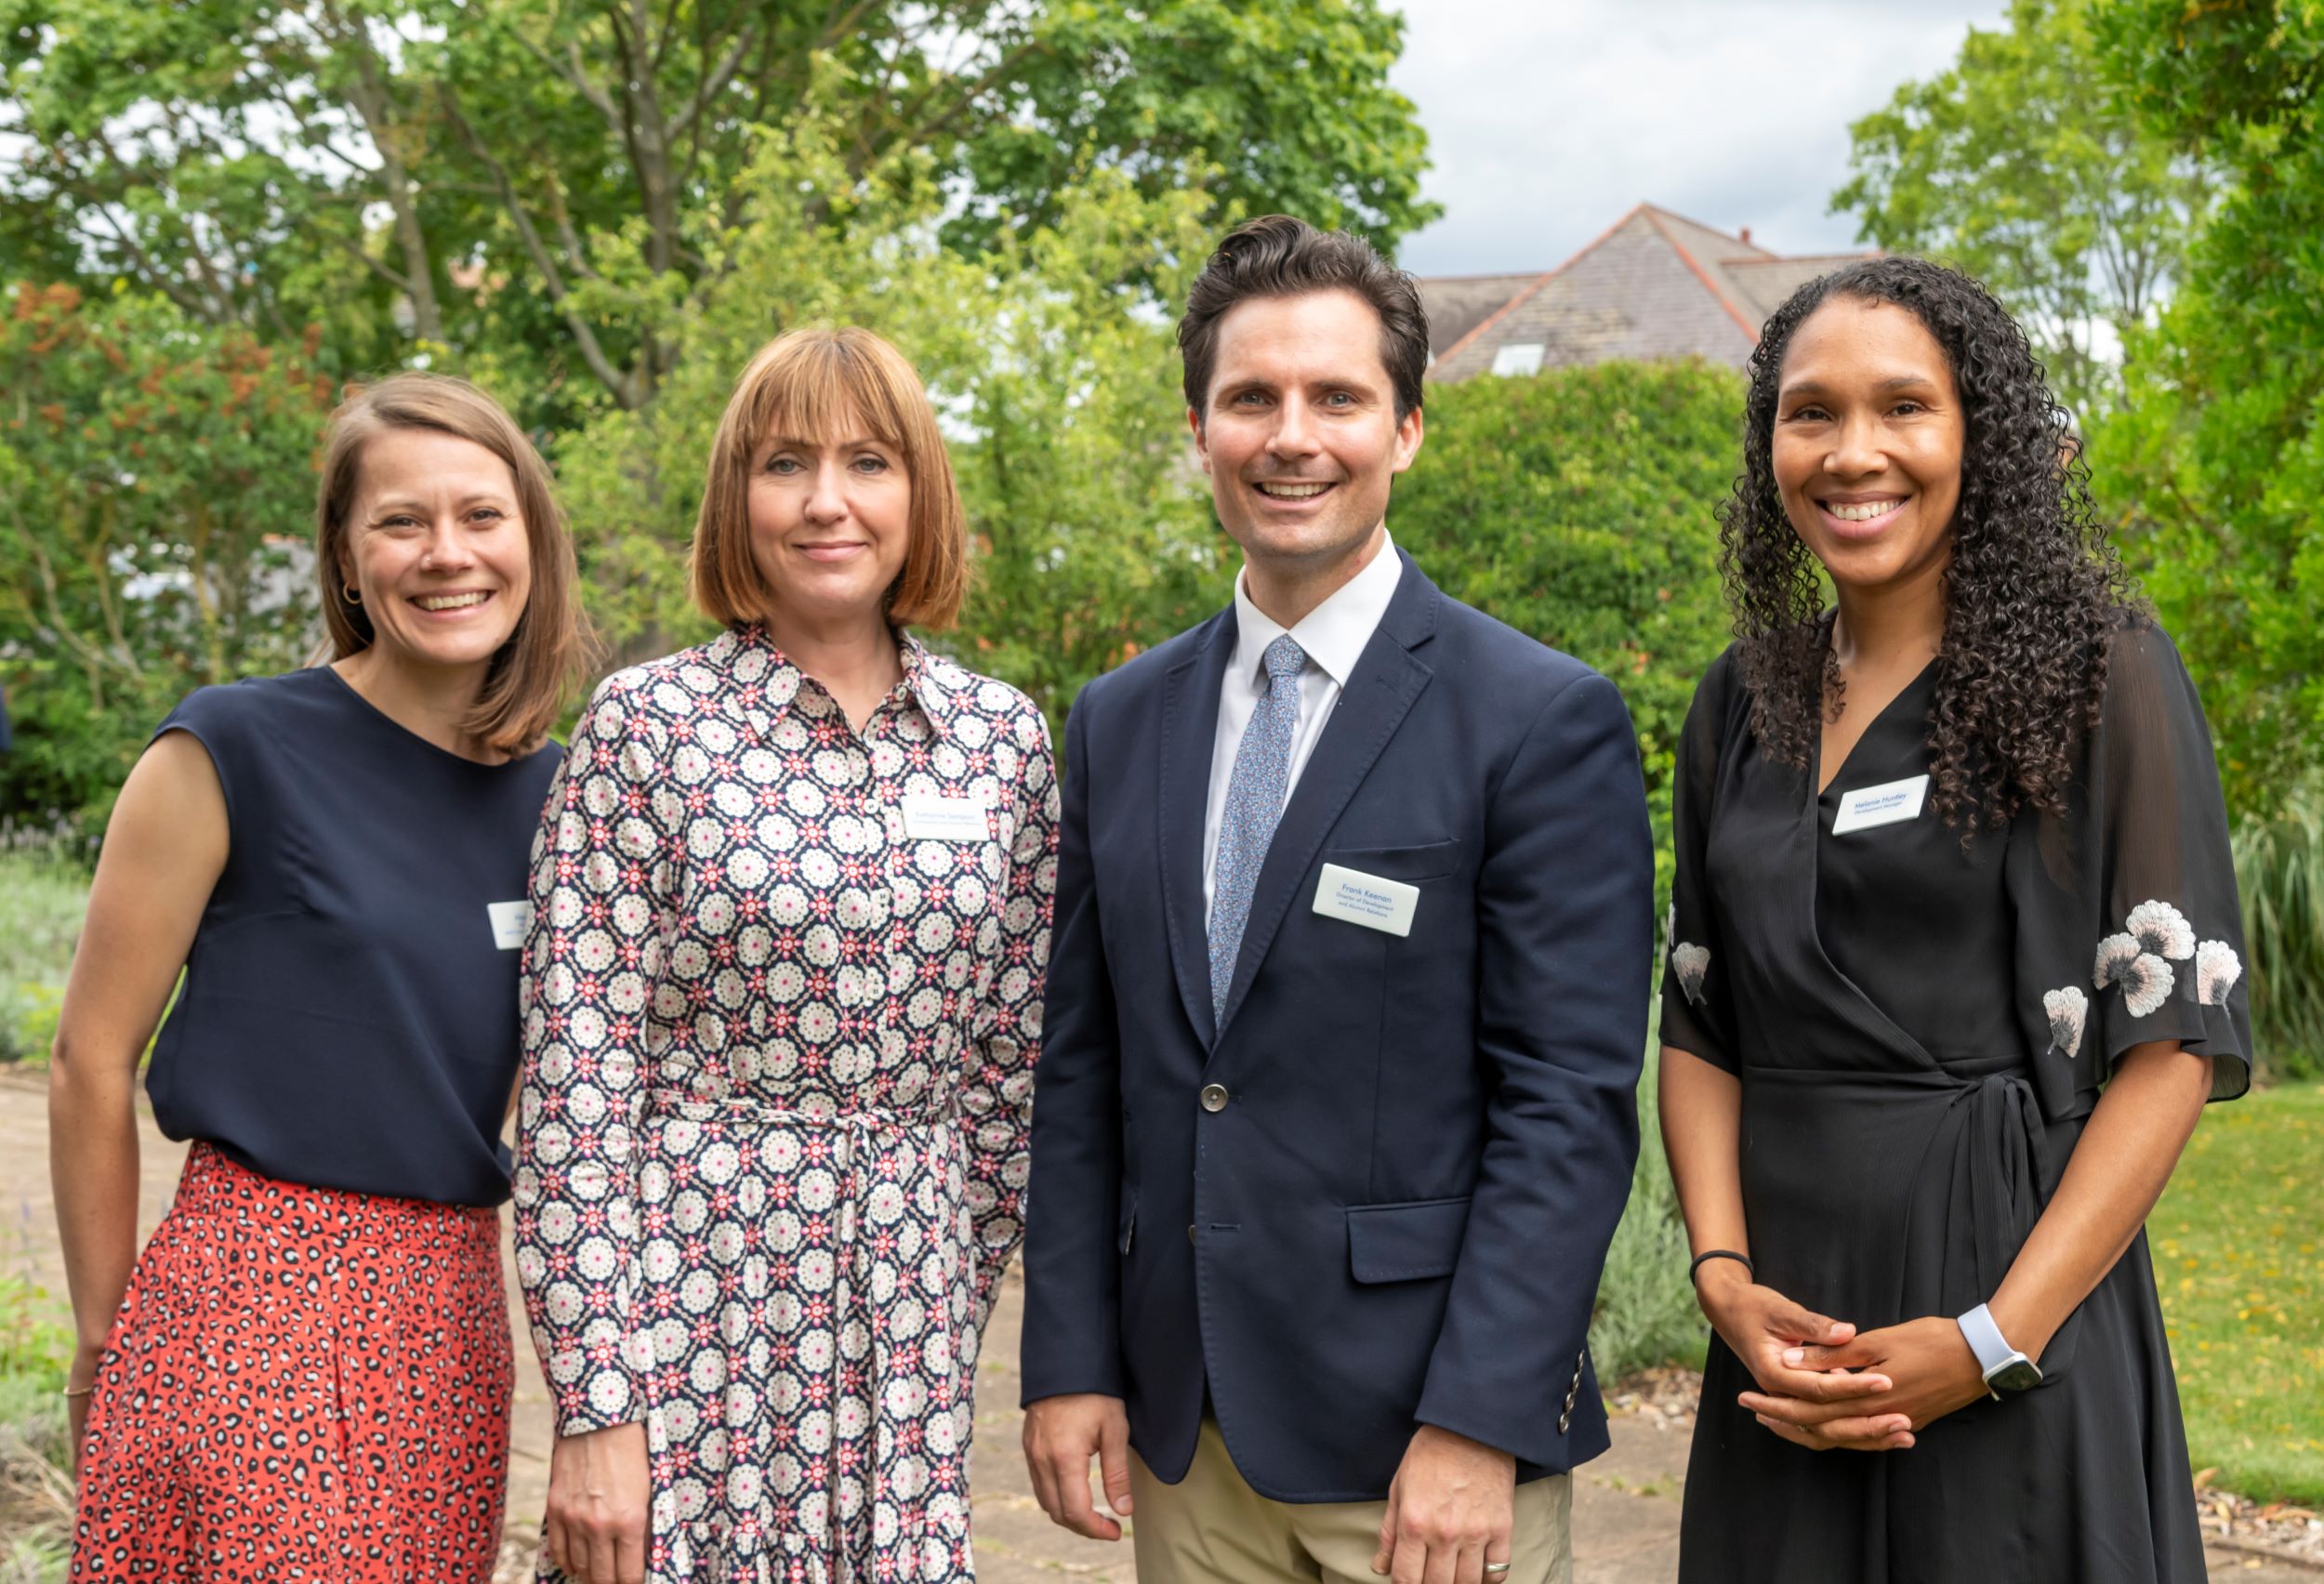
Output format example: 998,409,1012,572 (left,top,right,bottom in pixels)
513,627,1059,1583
